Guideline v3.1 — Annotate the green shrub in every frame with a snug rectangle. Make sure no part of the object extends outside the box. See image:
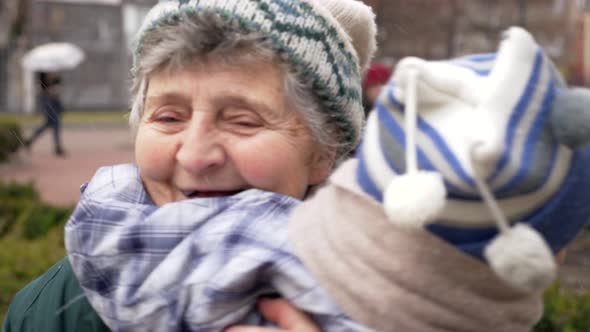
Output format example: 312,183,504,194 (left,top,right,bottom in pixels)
0,181,70,240
0,219,67,324
534,283,590,331
0,181,71,323
0,182,37,237
0,122,23,162
21,203,71,240
0,181,38,201
0,200,25,237
0,182,39,238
